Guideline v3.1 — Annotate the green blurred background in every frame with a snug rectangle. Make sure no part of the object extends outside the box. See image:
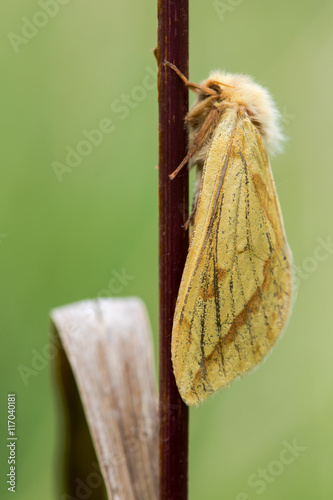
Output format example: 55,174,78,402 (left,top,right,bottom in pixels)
1,0,333,498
